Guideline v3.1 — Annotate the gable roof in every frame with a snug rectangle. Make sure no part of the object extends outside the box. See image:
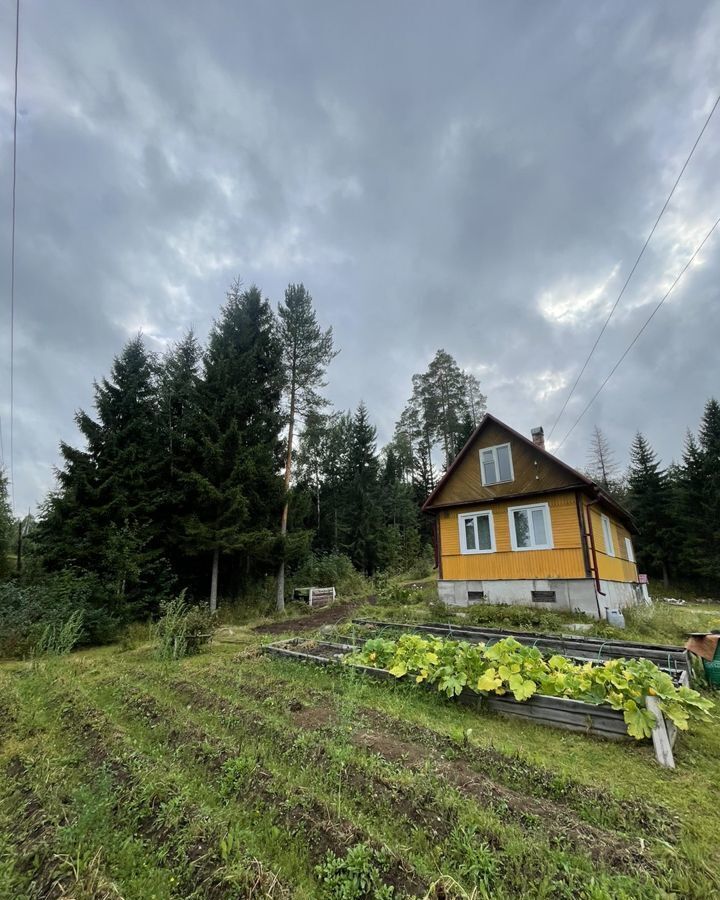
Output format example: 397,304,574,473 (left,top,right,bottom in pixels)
421,413,635,528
